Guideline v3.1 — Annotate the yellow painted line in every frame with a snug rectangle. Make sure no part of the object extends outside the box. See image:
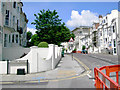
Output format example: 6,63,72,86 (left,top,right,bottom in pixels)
0,82,14,84
73,56,90,71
